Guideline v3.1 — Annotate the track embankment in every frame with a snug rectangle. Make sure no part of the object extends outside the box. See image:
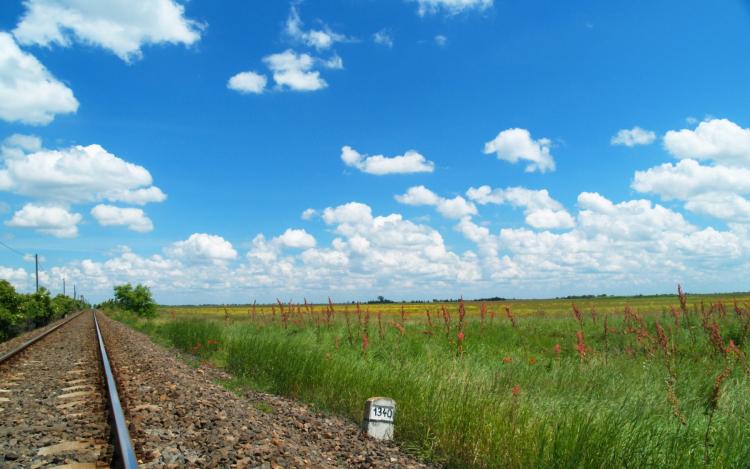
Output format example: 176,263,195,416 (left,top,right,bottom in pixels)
96,313,436,469
0,312,110,468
